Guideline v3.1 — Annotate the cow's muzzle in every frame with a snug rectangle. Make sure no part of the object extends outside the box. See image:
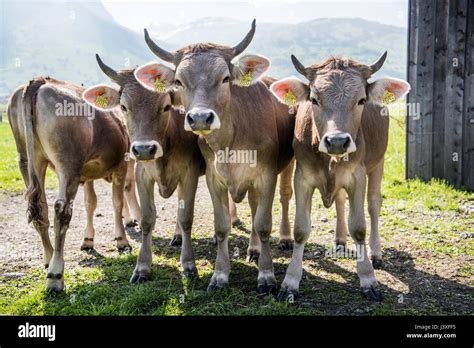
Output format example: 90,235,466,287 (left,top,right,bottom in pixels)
184,108,220,135
319,133,356,156
130,141,163,161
